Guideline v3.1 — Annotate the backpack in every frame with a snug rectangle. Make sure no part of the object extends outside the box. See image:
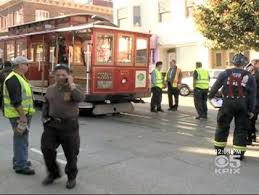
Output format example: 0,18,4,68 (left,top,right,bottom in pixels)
226,69,248,98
